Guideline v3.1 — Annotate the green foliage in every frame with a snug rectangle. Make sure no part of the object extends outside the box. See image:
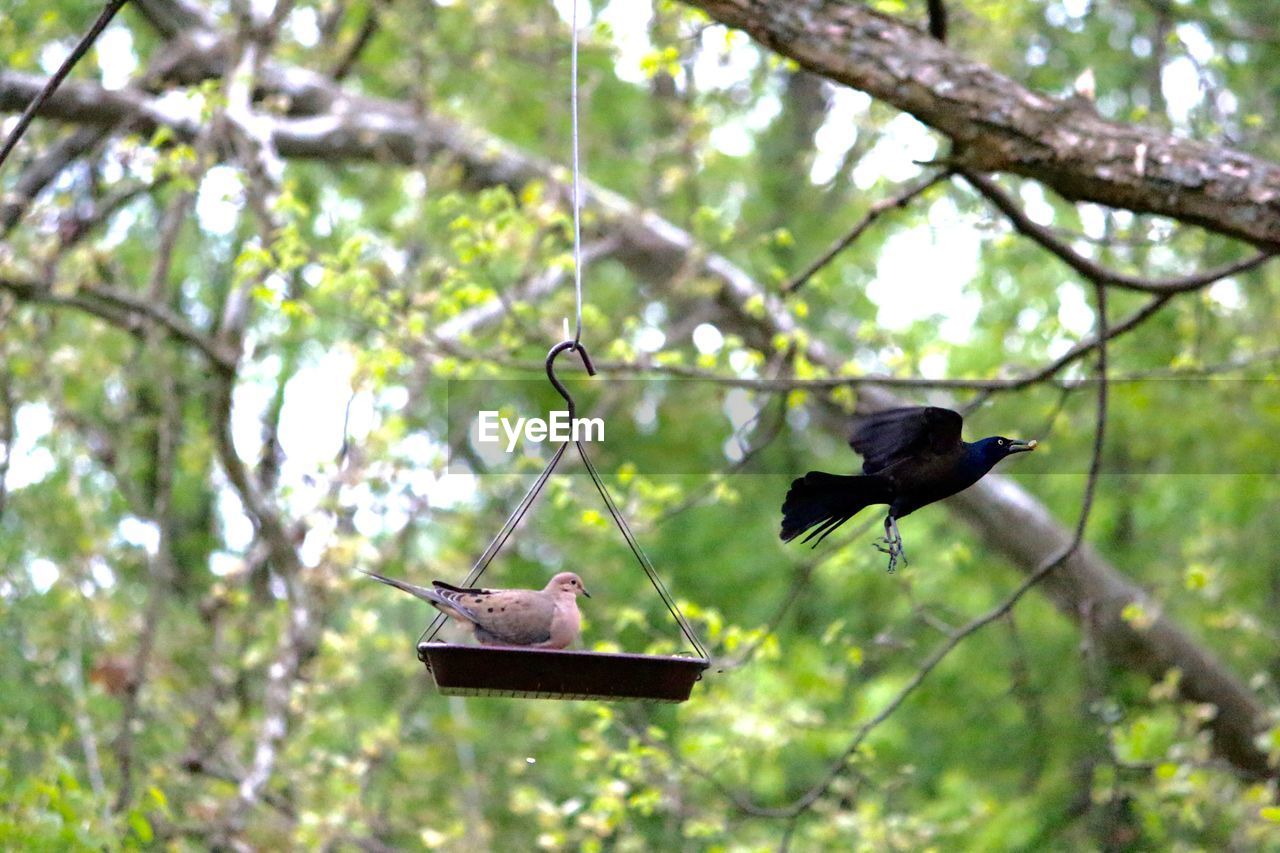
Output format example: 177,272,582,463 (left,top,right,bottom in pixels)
2,0,1279,849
